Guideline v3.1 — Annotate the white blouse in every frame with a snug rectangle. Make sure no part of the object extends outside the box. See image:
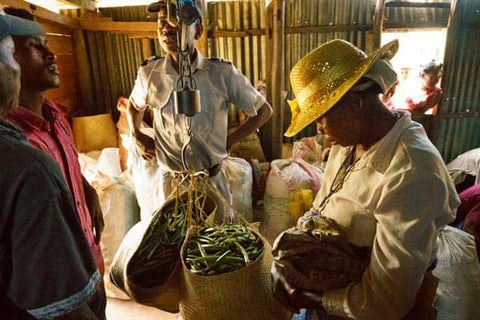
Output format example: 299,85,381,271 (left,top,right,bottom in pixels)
317,113,459,319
